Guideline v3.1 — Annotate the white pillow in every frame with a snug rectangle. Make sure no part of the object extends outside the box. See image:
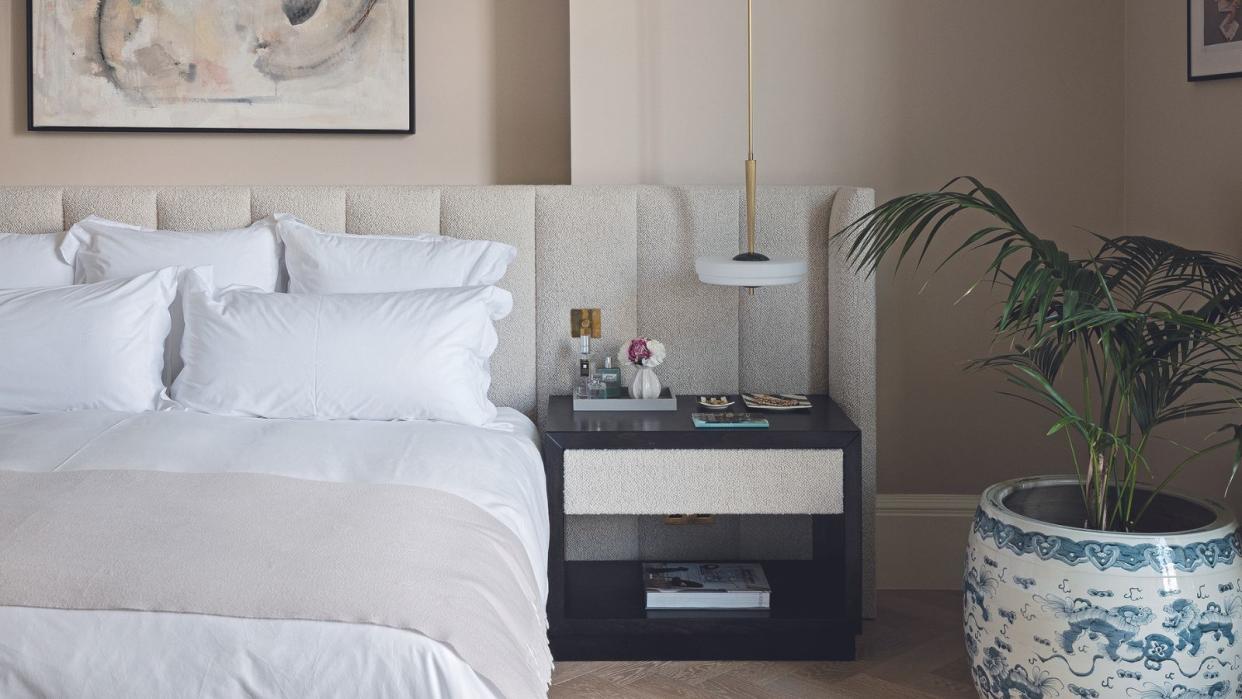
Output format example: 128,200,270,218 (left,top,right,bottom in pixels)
0,233,73,289
274,214,517,293
172,269,513,425
61,215,283,384
0,268,178,415
61,215,282,290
